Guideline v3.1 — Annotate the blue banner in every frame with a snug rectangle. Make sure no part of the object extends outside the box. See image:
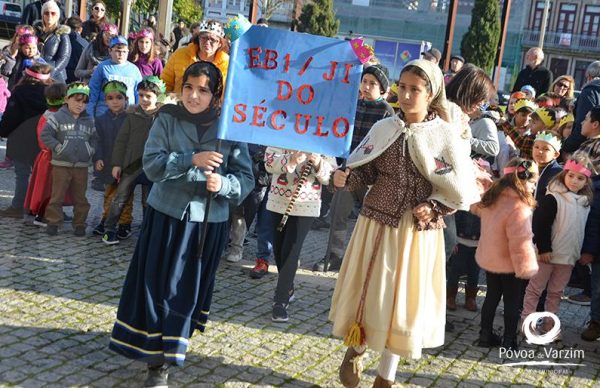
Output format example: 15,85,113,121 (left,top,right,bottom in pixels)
217,27,363,158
